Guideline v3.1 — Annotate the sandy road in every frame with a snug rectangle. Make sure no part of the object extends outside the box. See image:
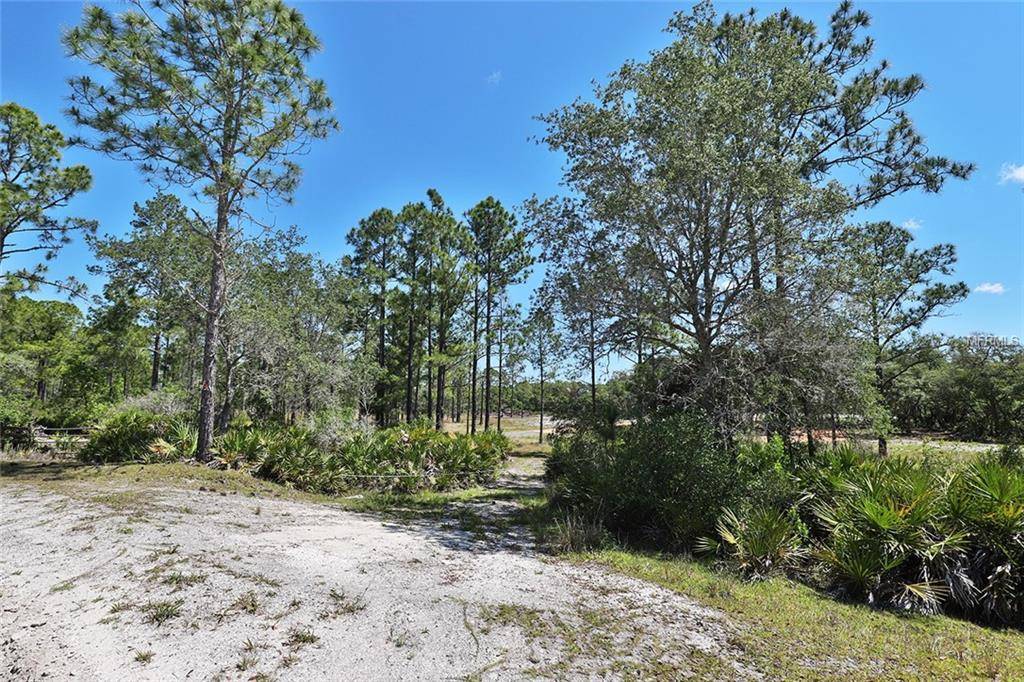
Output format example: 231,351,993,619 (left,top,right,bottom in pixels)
0,464,756,681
